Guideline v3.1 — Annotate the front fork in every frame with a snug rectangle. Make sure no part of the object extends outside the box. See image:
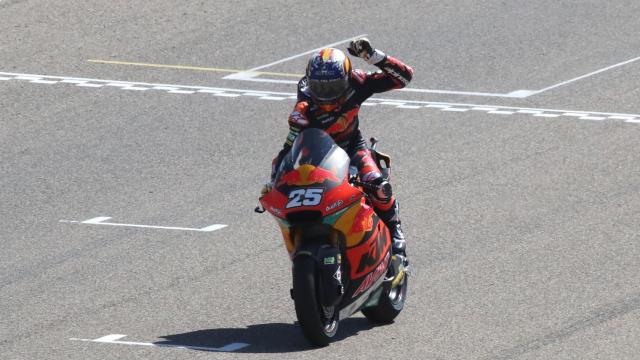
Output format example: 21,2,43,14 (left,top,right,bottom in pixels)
291,227,344,308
